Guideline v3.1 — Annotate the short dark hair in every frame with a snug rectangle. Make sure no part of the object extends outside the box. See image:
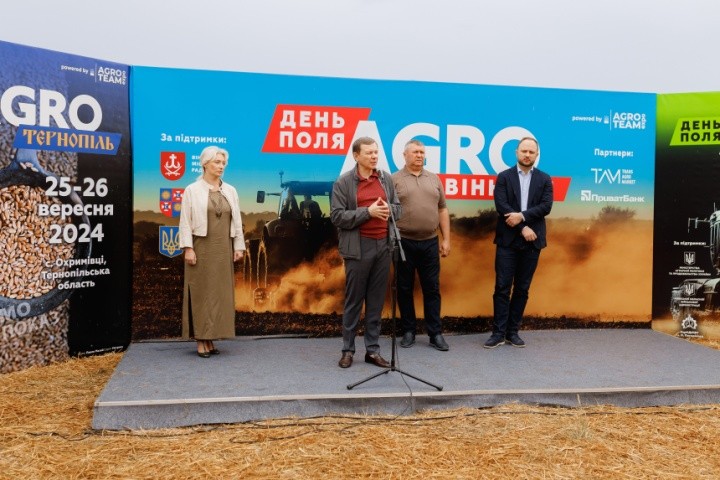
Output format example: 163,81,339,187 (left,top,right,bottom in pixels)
517,136,539,150
352,136,377,154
